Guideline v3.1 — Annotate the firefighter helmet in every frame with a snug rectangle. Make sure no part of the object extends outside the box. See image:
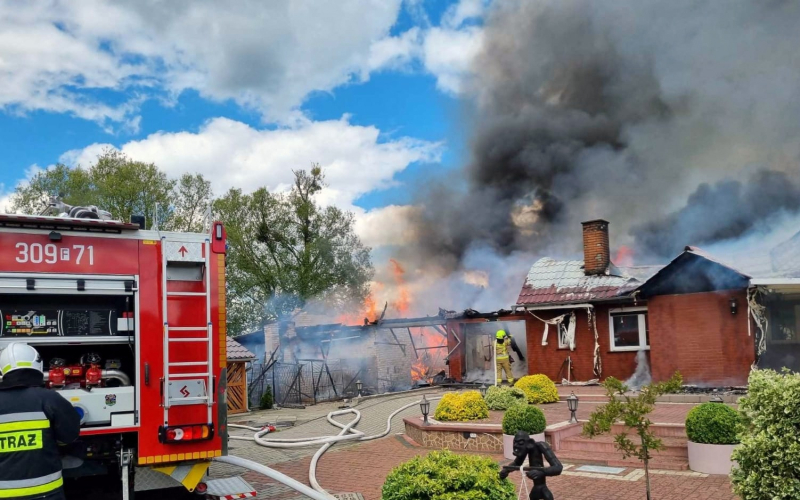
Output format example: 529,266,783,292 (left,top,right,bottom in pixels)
496,330,507,339
0,342,44,376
